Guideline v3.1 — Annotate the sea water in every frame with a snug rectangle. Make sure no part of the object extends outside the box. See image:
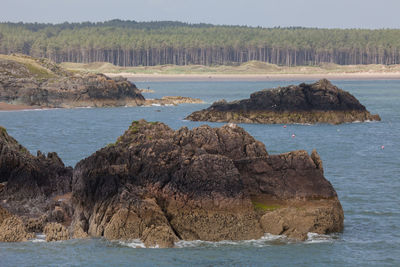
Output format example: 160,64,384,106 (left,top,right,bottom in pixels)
0,80,399,266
